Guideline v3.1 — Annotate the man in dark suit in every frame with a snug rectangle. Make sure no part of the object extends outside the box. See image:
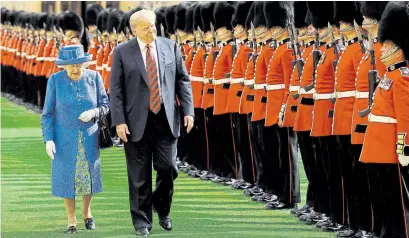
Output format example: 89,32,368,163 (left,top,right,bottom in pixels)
109,9,194,237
